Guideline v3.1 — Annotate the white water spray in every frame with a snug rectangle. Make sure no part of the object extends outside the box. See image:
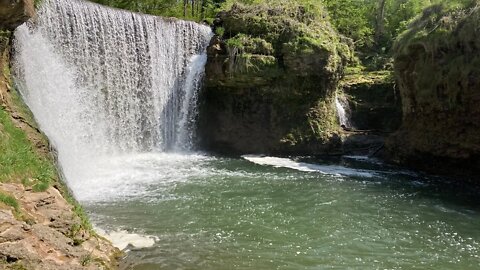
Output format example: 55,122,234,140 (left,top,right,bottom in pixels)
12,0,212,199
335,95,351,128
